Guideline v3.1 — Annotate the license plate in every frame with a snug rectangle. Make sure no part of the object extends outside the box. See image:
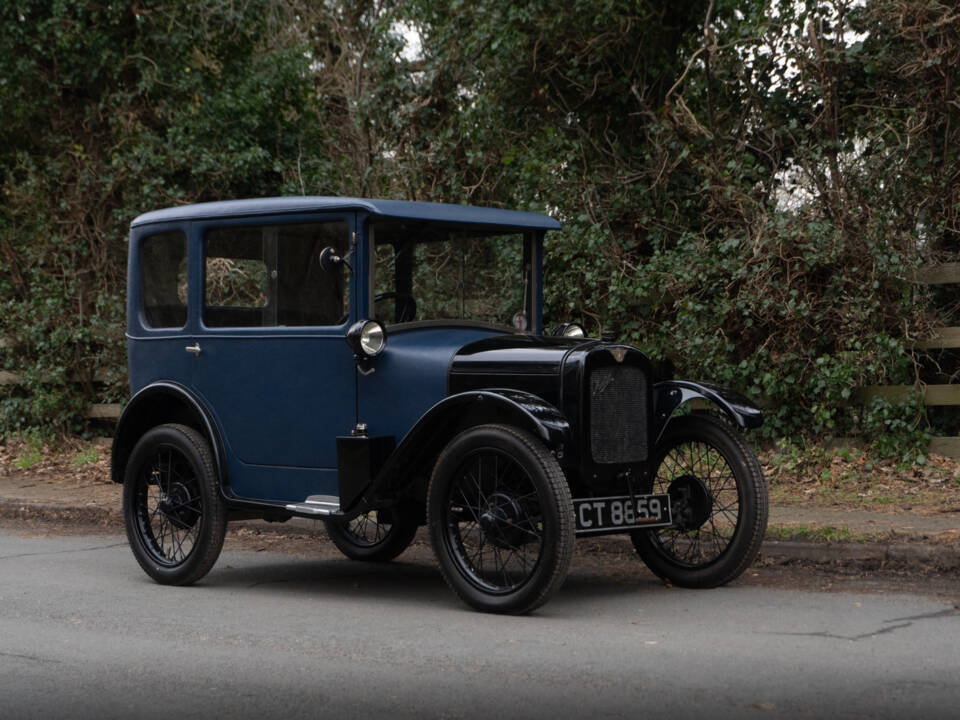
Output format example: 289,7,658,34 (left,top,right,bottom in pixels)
573,494,672,536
